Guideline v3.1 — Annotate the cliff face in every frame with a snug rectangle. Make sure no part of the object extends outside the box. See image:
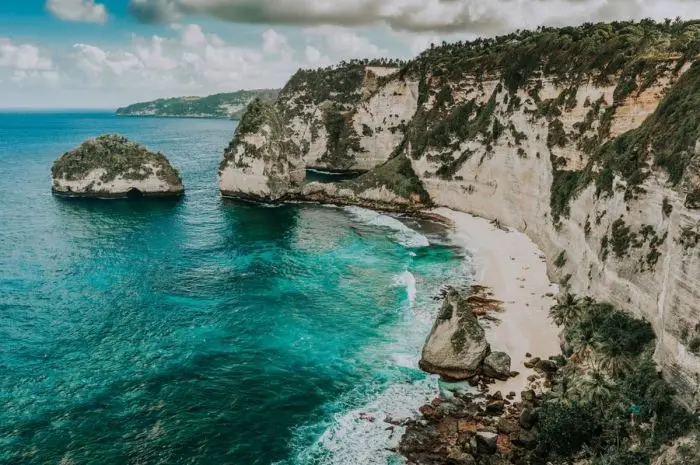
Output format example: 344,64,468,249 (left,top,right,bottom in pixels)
218,98,304,201
278,64,418,171
225,21,700,406
411,66,700,405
